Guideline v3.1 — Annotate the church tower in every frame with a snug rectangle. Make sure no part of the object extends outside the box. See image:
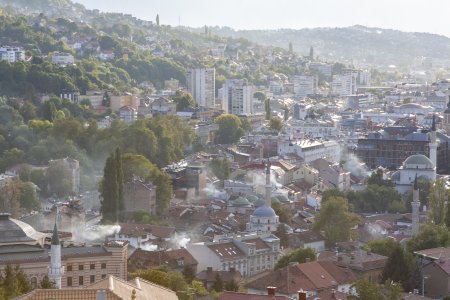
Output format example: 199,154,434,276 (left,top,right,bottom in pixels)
48,223,64,289
429,114,437,169
411,175,420,236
